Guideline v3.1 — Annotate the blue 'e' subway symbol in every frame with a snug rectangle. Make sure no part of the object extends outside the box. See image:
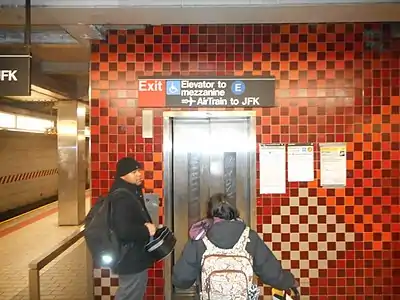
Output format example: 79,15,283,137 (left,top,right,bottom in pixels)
166,80,181,95
231,80,246,96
